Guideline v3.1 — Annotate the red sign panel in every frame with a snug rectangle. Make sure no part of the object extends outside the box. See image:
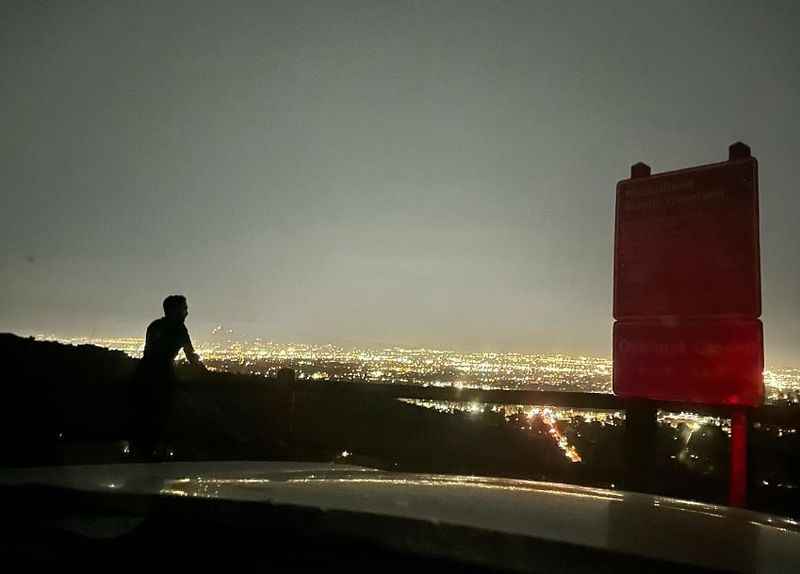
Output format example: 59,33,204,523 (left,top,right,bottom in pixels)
614,157,760,319
613,319,764,406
